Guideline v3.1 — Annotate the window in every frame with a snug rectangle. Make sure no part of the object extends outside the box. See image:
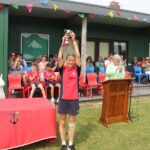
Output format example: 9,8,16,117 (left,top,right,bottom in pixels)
86,41,95,61
99,42,109,59
21,33,49,61
114,42,127,59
